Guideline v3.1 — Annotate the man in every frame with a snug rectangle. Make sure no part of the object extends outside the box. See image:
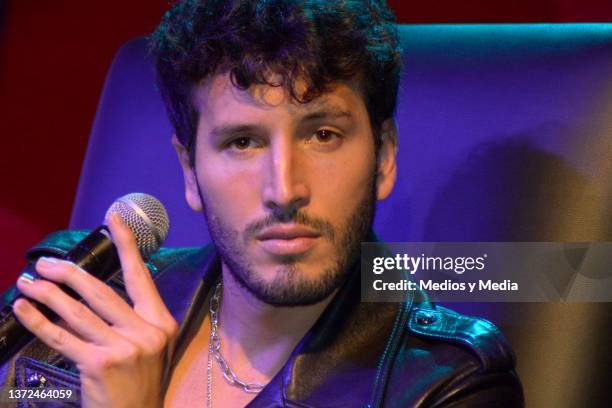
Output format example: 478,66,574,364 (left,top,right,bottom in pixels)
2,0,523,406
